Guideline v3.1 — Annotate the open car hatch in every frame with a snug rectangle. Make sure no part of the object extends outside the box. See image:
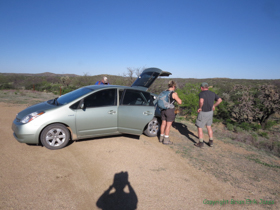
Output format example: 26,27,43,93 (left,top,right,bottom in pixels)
131,68,172,91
